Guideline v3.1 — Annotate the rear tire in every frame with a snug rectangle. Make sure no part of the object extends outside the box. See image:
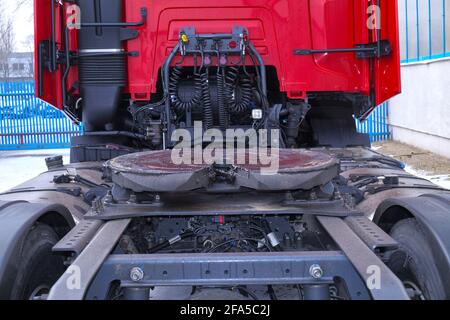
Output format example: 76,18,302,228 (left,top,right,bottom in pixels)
10,223,66,300
387,218,446,300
